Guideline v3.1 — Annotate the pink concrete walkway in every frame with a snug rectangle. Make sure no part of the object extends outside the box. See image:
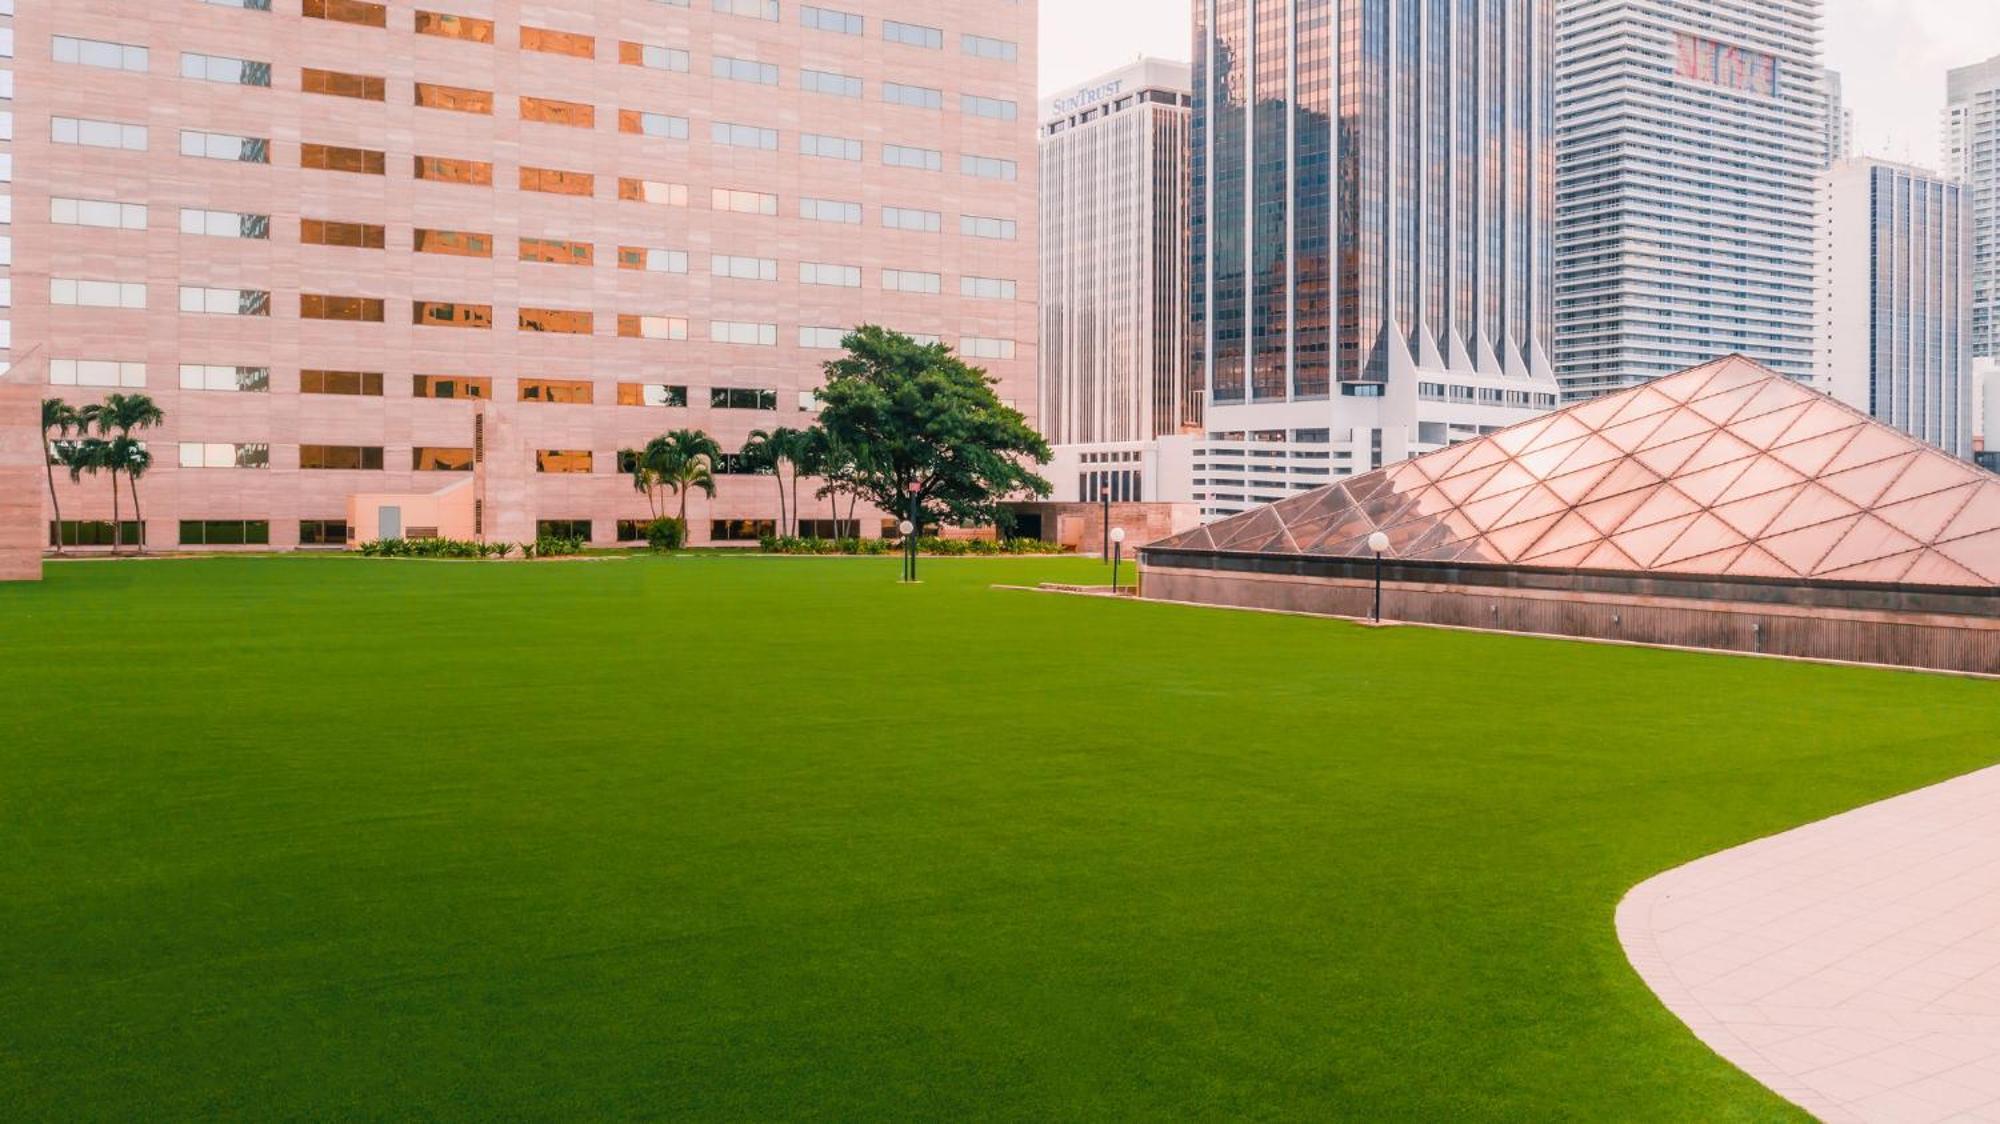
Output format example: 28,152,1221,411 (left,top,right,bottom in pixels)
1620,765,2000,1122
